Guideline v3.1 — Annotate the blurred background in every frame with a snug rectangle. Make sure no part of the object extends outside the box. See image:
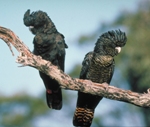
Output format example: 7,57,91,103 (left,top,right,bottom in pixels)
0,0,150,126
